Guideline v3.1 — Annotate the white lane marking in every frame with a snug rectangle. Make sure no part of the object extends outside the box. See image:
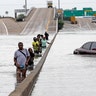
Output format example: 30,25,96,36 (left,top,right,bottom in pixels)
20,8,39,35
78,22,81,29
2,21,8,35
77,19,82,29
87,23,91,30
